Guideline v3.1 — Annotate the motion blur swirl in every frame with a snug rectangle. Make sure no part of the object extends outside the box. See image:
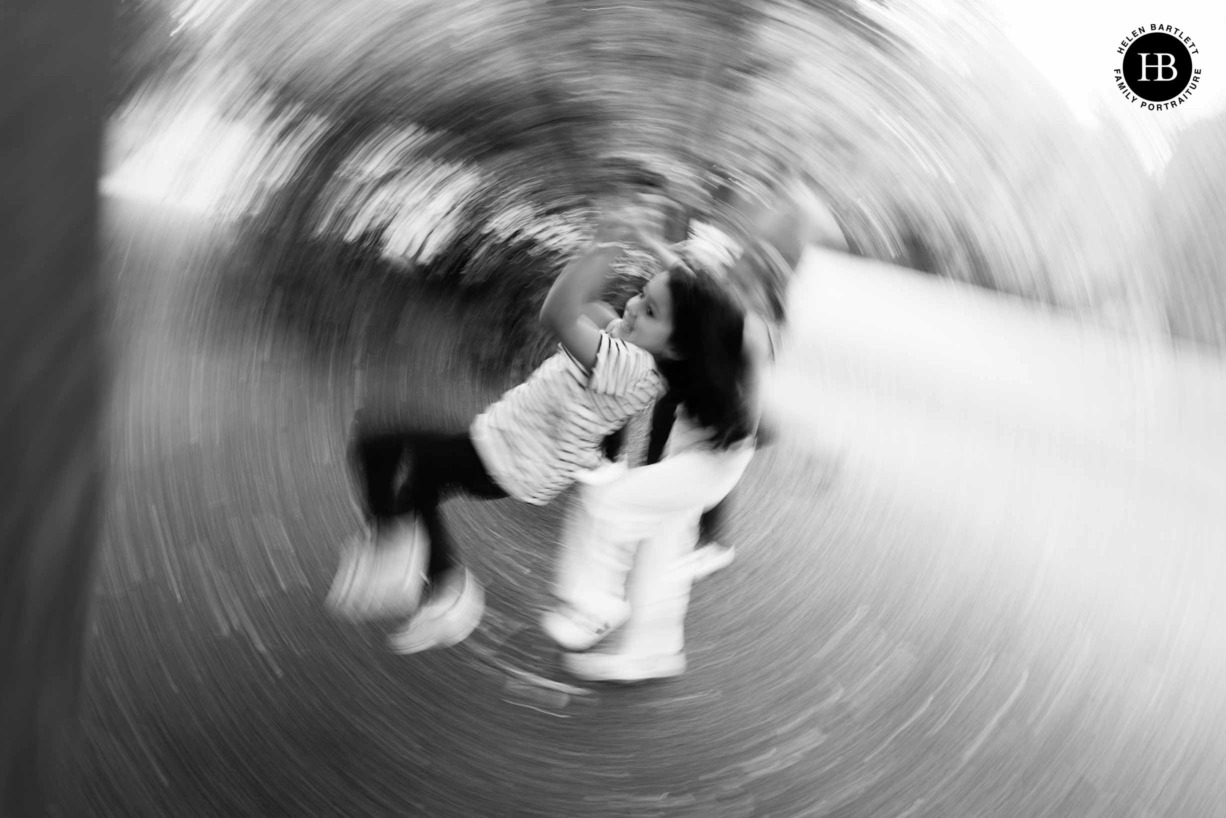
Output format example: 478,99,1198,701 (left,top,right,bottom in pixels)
54,0,1226,815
